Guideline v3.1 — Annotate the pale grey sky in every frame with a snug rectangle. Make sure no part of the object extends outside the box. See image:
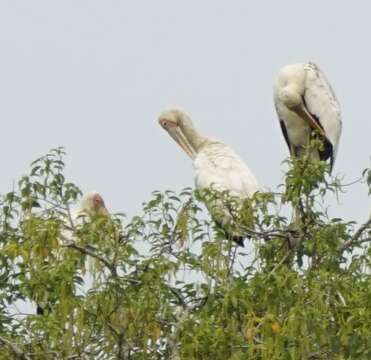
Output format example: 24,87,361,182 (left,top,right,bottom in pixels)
0,1,370,223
